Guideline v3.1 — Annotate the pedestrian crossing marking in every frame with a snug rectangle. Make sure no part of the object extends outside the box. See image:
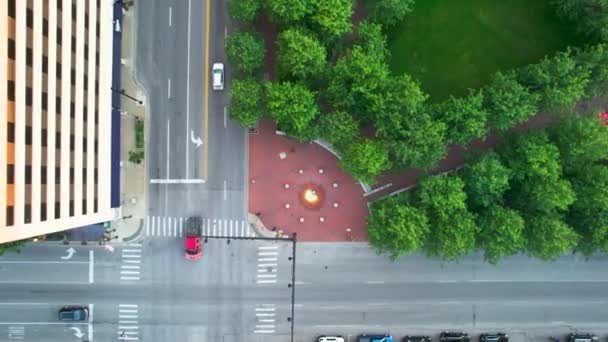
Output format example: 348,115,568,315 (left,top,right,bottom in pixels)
145,216,256,238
